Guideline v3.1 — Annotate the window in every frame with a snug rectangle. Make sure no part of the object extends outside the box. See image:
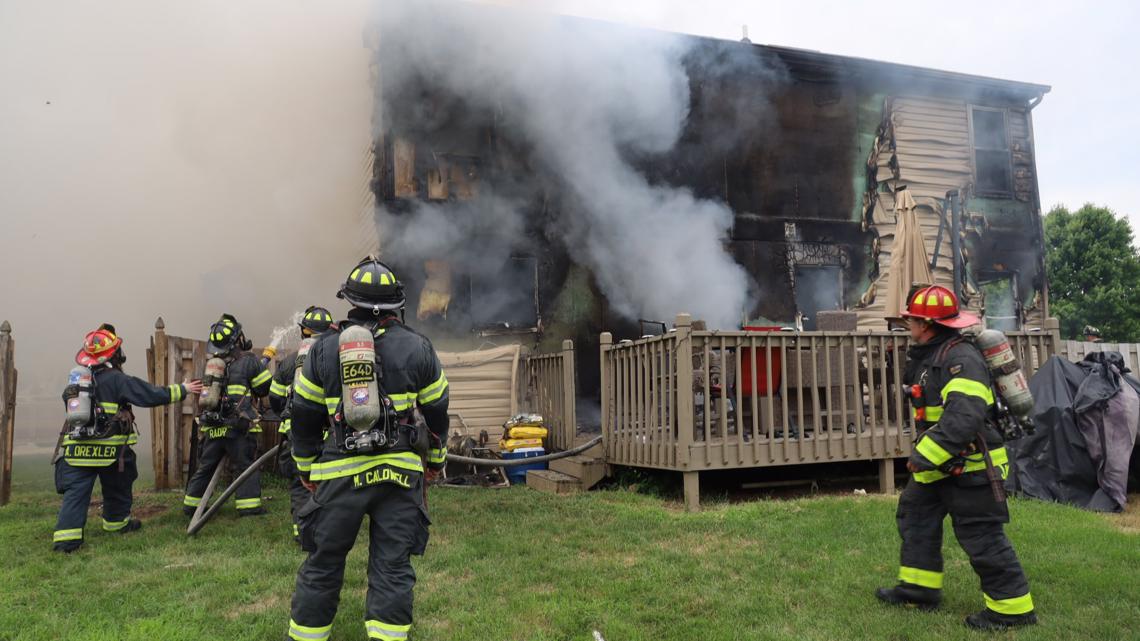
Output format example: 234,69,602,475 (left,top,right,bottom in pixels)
793,265,843,331
969,107,1013,197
